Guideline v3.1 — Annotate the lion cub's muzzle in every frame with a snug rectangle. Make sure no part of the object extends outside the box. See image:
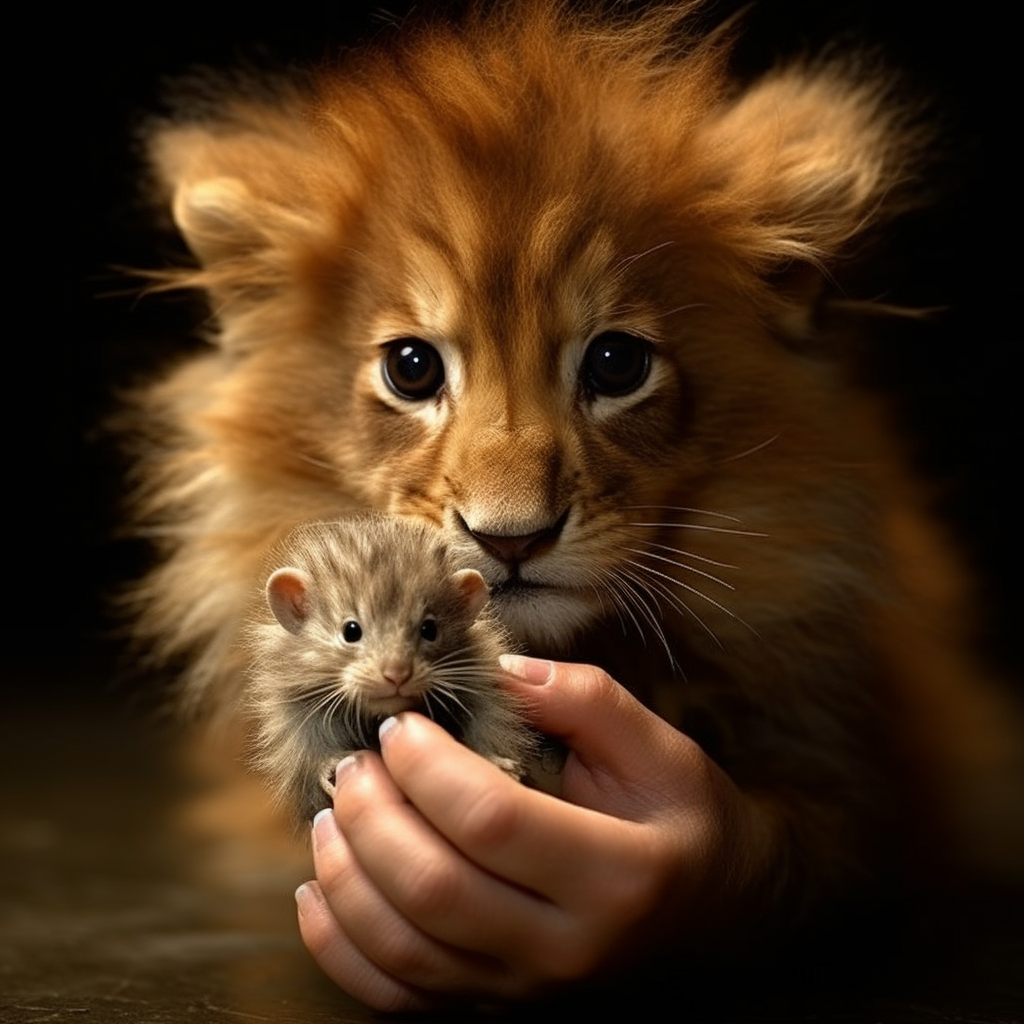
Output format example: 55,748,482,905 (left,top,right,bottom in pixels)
457,508,569,567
